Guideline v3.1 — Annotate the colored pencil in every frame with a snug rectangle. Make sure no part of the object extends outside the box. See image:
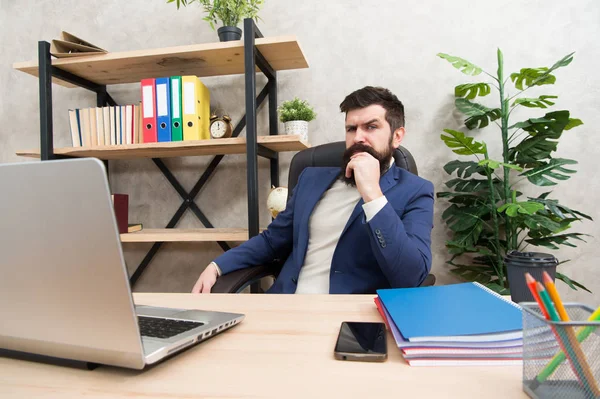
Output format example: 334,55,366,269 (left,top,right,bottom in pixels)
542,272,570,321
537,282,599,396
525,273,549,319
